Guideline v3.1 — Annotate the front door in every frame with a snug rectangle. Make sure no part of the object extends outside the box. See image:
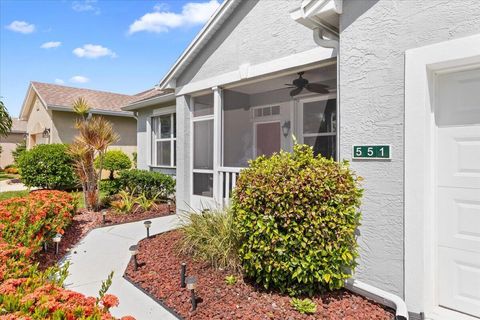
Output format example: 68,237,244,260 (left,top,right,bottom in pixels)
435,67,480,318
255,122,281,158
